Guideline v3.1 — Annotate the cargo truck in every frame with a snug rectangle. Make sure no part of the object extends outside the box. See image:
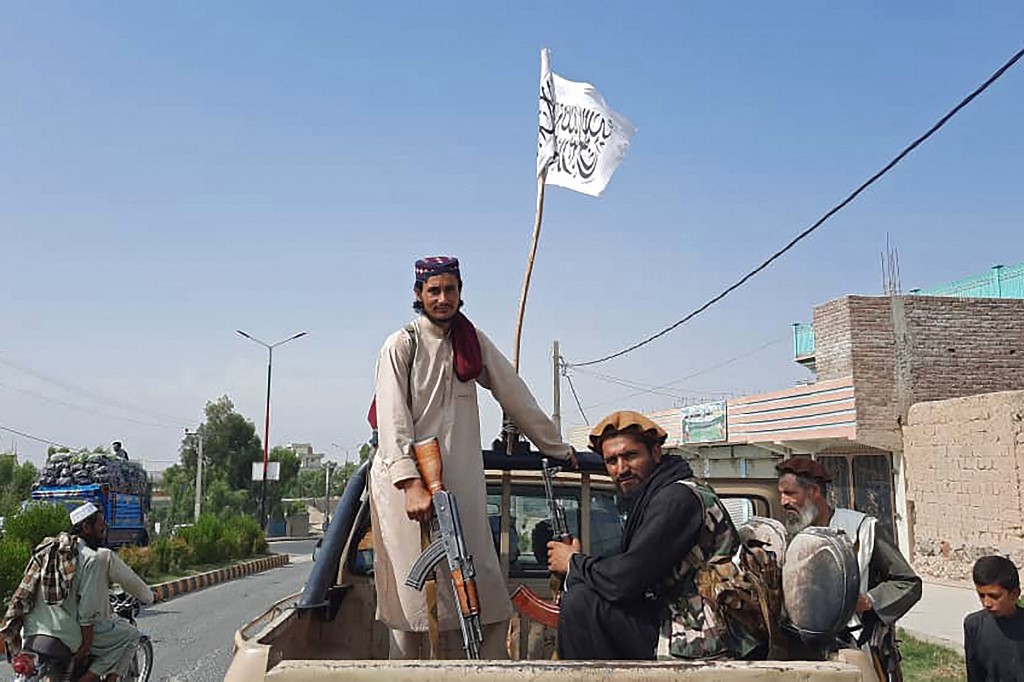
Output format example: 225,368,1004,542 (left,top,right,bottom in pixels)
30,483,149,548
